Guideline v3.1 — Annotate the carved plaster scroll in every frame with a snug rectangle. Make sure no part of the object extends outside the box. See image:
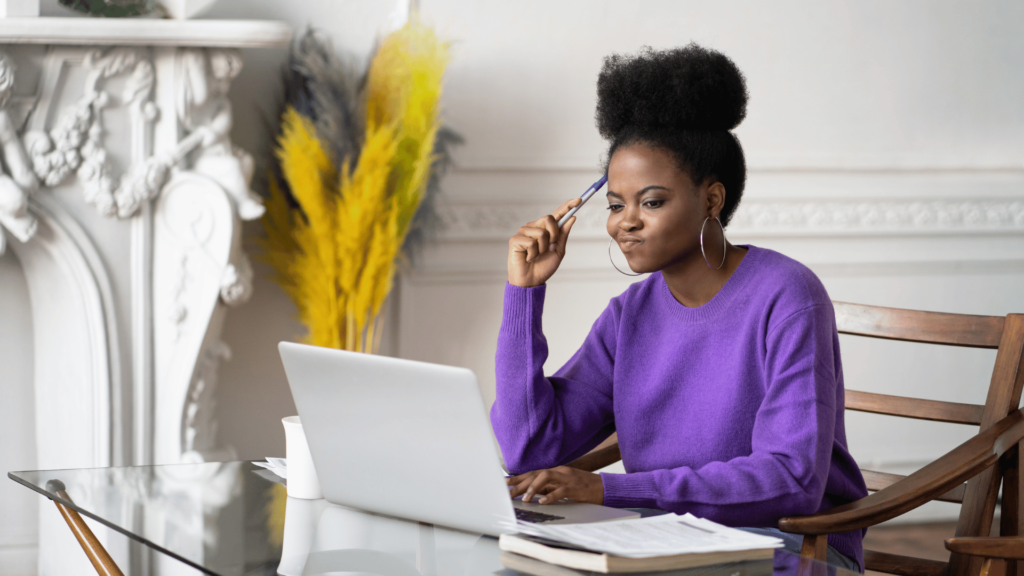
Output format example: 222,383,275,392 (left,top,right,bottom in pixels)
153,171,242,464
0,50,40,254
117,47,265,223
182,339,231,460
23,47,154,218
182,48,265,222
219,252,252,306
